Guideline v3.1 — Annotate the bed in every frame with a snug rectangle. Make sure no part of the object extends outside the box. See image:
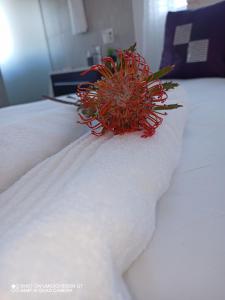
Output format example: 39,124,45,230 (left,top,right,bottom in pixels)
0,78,224,299
125,78,225,299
